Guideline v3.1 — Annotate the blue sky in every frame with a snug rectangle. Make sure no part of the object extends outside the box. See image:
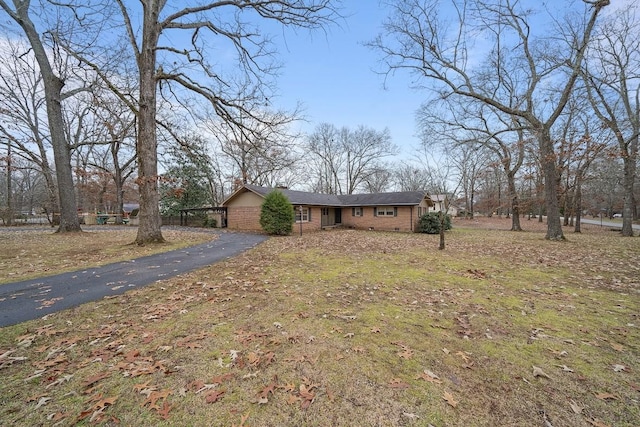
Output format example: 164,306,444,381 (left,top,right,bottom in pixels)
268,0,635,161
272,2,427,158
